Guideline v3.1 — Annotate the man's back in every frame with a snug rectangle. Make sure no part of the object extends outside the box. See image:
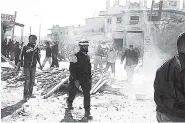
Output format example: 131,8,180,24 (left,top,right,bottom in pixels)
122,49,139,66
107,50,117,63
